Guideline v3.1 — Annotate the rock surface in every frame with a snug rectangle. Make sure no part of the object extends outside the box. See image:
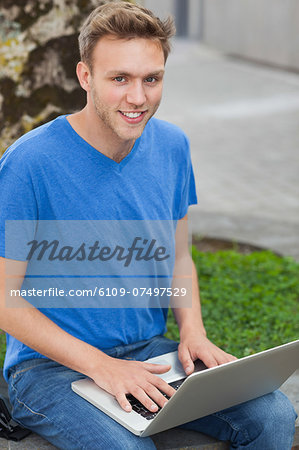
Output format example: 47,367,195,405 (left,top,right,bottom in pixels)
0,0,132,153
